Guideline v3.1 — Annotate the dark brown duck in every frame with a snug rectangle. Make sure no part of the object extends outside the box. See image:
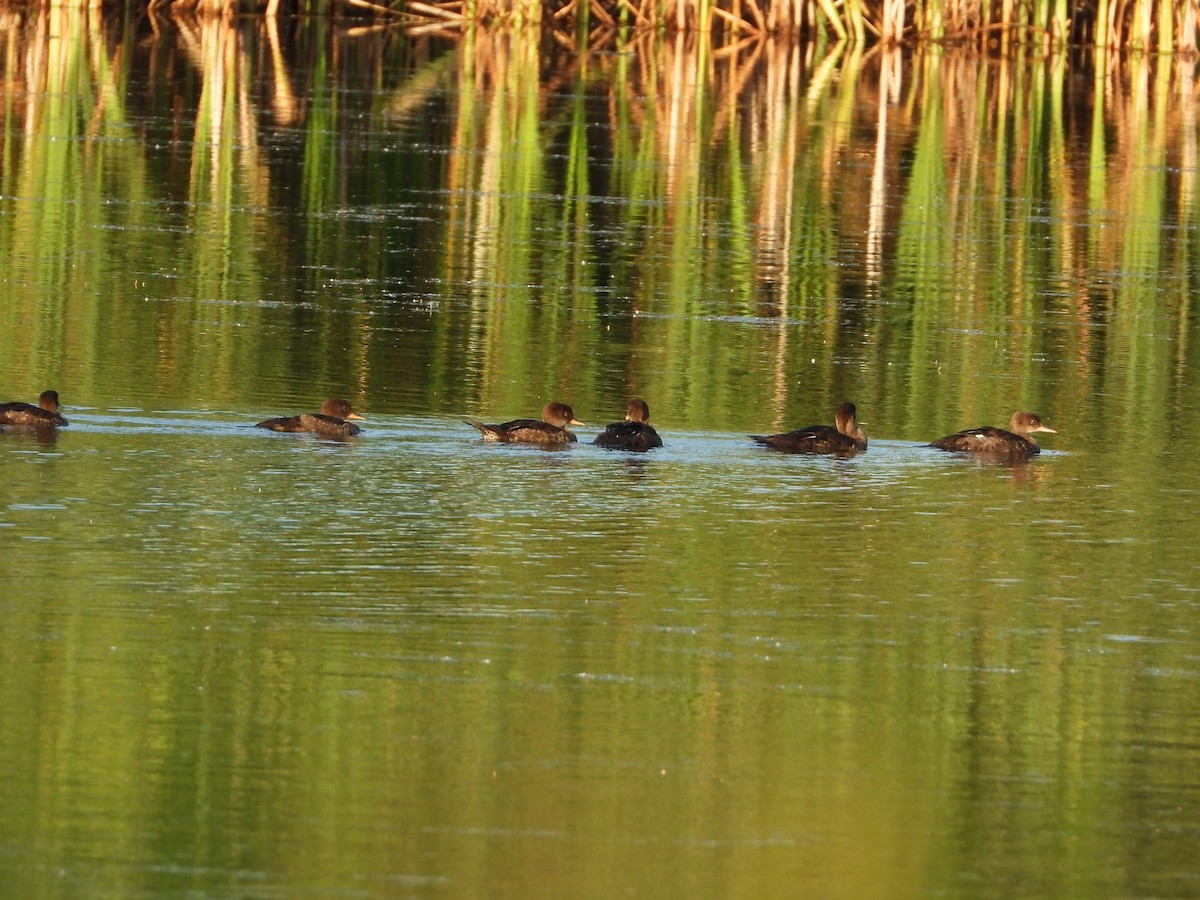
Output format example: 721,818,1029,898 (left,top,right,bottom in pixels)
256,398,365,437
466,402,584,445
0,390,68,427
930,411,1056,457
593,398,663,452
750,402,867,455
